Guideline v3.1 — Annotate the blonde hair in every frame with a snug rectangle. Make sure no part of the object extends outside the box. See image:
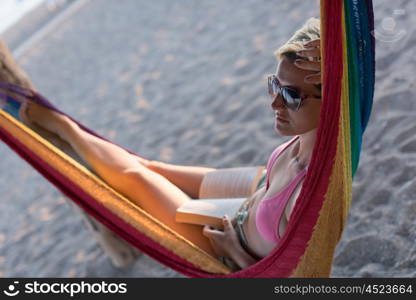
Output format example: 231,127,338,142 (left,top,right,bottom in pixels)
274,17,321,91
274,17,321,62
